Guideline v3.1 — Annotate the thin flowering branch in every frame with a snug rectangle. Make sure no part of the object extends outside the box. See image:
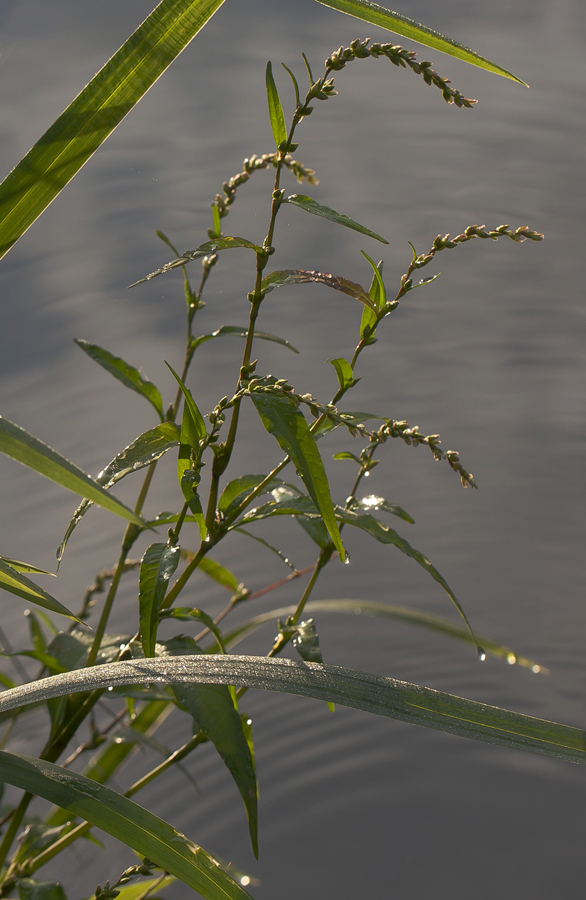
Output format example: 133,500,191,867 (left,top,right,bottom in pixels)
372,419,477,488
325,38,478,108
